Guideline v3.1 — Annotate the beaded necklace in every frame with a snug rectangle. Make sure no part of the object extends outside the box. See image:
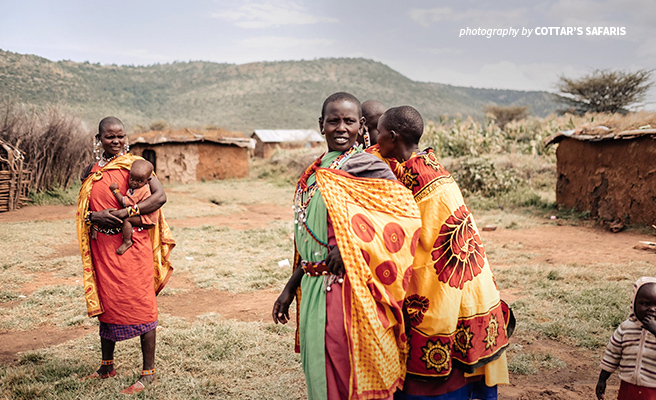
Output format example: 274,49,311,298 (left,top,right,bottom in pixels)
98,151,125,167
293,146,357,246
